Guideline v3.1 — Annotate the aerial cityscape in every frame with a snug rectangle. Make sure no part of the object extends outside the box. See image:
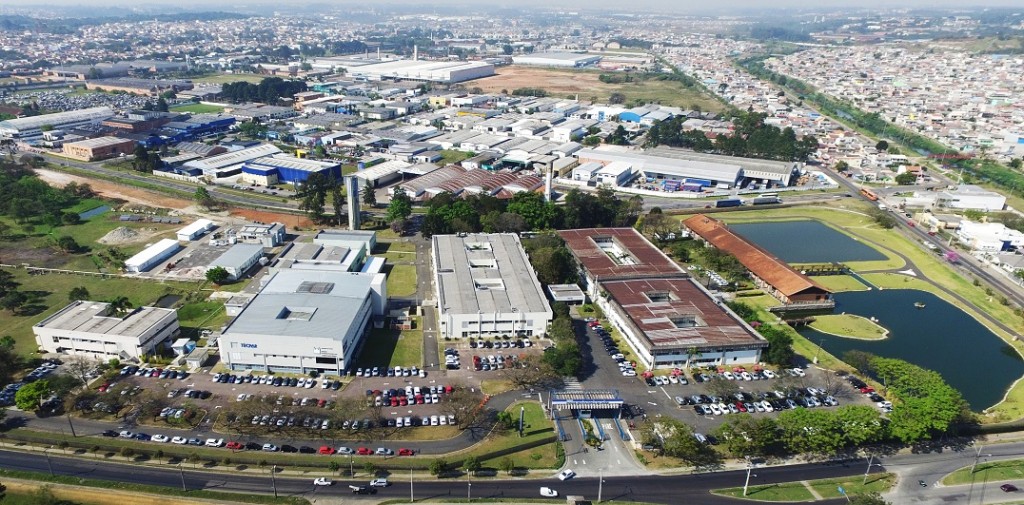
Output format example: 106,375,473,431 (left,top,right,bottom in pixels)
1,2,1023,504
